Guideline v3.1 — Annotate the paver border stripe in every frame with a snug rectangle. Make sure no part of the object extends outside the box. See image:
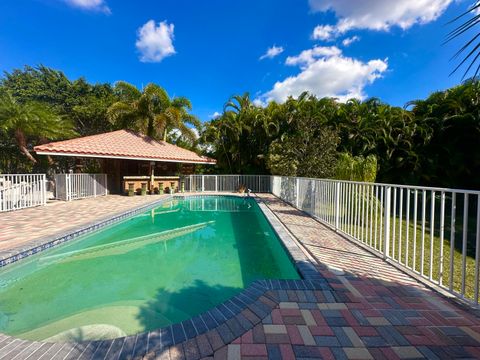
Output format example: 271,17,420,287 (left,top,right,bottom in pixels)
0,195,173,267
